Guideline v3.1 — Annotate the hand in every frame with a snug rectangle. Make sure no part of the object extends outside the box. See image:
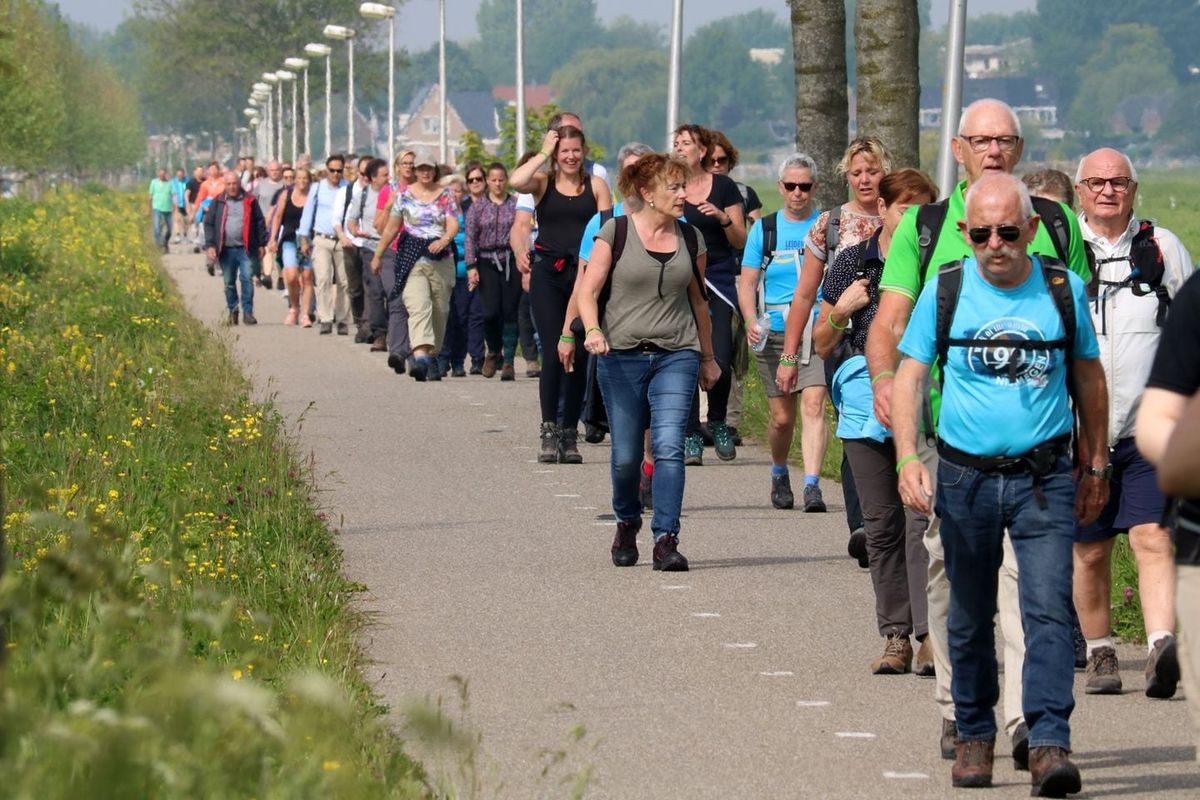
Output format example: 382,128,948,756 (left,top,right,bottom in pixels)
339,236,354,249
428,237,448,255
467,268,479,291
300,240,311,258
558,337,576,371
267,240,278,253
540,129,559,158
775,363,798,394
515,248,531,273
873,374,894,429
521,271,531,292
1075,474,1110,525
695,201,723,221
898,460,934,515
699,358,721,390
746,320,765,346
205,247,217,261
835,279,871,317
583,329,608,358
370,255,382,275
